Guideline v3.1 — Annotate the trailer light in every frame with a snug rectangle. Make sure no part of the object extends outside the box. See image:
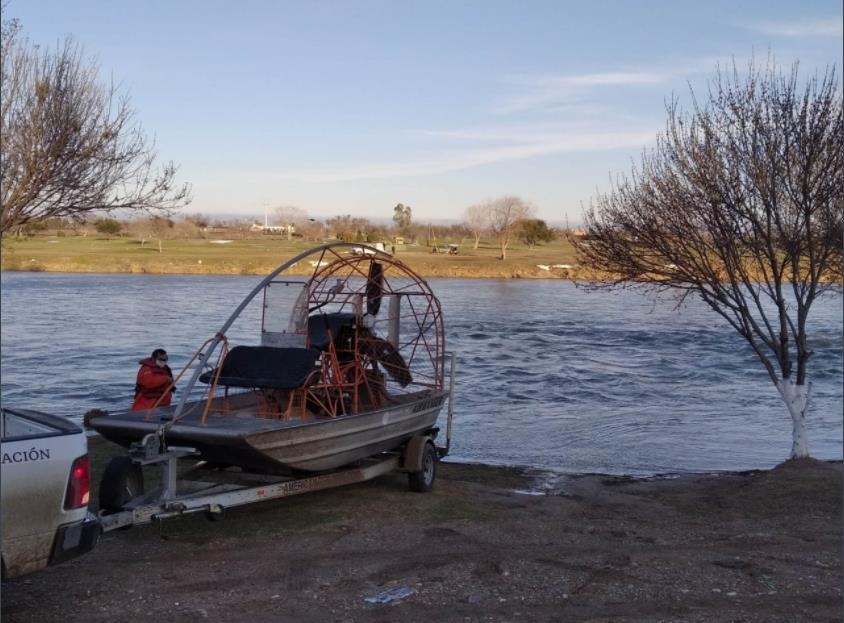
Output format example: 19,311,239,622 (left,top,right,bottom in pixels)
64,455,91,509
